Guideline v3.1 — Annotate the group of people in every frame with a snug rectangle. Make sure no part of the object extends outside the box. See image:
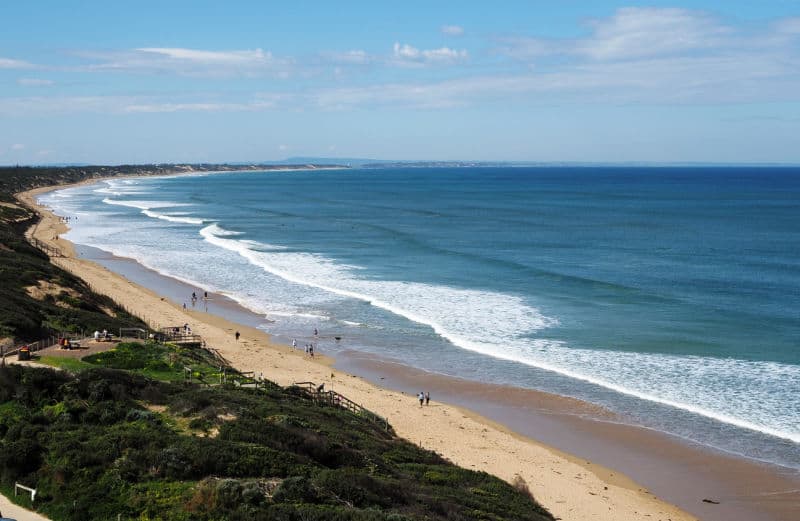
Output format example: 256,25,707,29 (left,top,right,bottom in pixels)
417,391,431,406
290,330,318,357
58,337,75,350
185,290,210,310
93,329,112,342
